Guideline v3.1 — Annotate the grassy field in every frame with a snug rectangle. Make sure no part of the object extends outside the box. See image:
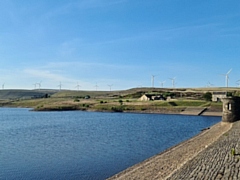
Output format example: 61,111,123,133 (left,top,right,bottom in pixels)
0,87,234,113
